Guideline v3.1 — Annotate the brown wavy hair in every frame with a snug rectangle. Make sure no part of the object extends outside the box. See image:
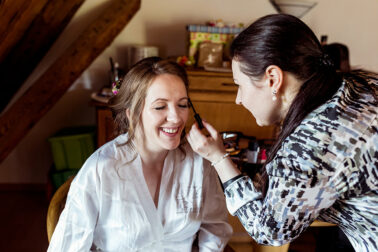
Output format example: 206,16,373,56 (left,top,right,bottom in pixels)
110,57,189,154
